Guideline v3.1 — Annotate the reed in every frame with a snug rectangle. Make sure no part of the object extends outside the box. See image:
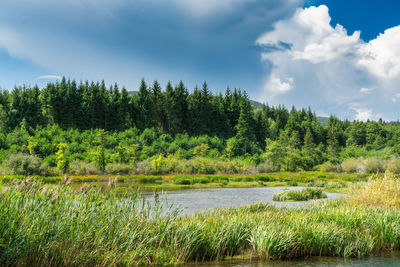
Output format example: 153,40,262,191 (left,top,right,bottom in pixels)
1,176,400,266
